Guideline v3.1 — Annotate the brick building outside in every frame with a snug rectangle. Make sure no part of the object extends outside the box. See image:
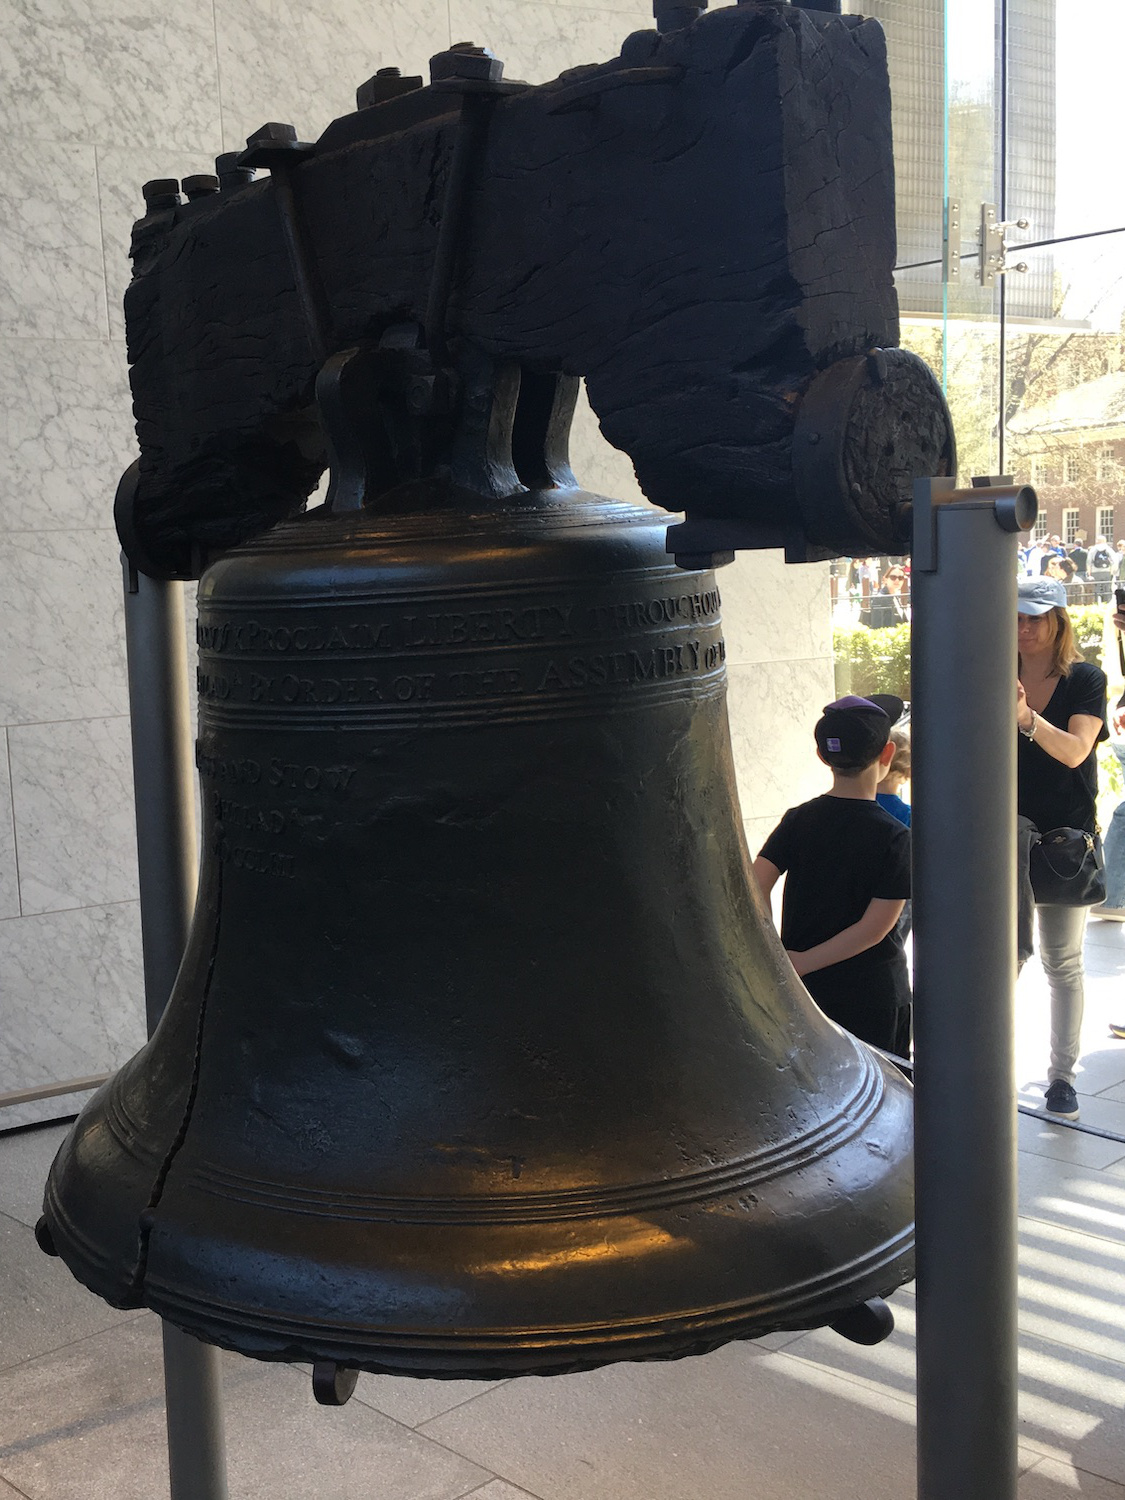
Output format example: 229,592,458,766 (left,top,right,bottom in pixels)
1006,327,1125,548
